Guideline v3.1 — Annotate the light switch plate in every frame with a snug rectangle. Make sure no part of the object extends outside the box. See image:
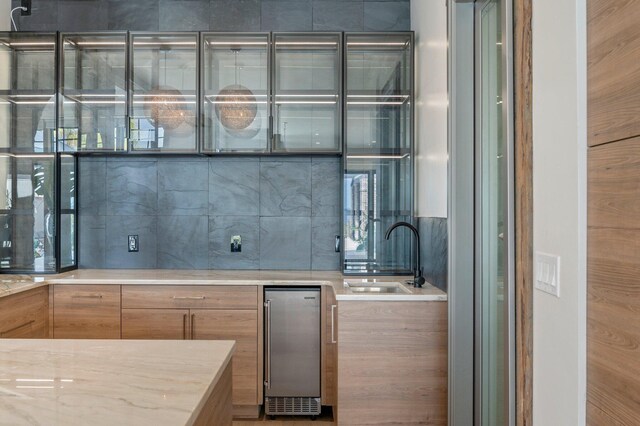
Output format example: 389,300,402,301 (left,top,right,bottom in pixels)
535,252,560,297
